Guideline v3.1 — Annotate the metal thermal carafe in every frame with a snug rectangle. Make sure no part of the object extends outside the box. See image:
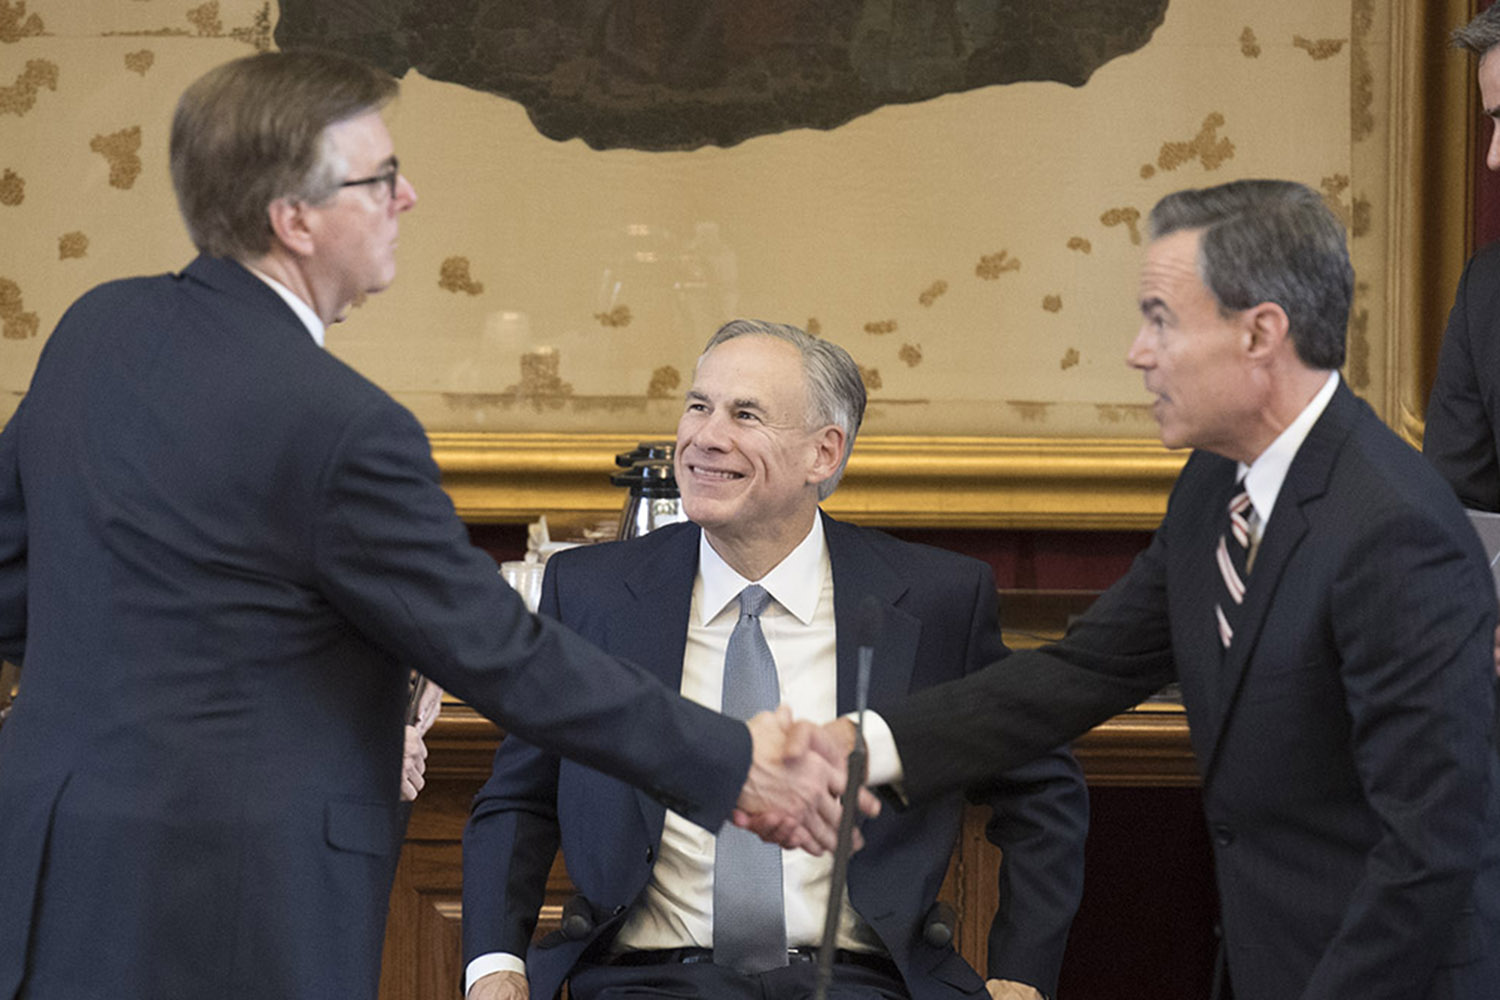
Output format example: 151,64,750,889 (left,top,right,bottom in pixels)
612,441,688,540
